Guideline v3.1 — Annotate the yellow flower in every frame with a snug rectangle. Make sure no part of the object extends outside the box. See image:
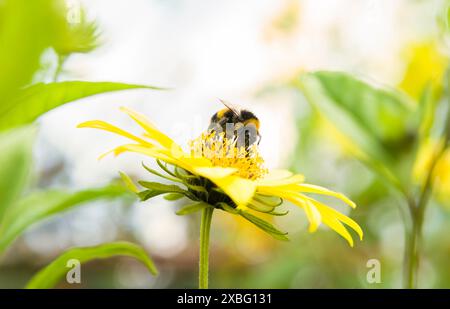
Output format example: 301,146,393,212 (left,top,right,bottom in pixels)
399,41,448,100
413,139,450,206
78,107,363,246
